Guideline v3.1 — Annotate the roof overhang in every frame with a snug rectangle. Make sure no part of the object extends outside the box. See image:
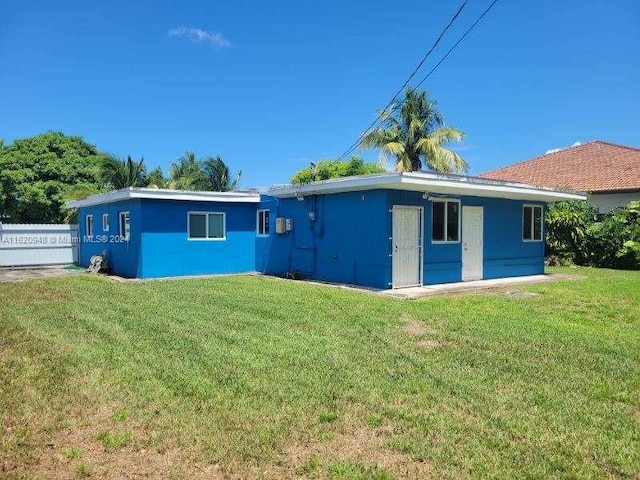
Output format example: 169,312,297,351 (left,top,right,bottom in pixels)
268,172,587,203
67,187,261,209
